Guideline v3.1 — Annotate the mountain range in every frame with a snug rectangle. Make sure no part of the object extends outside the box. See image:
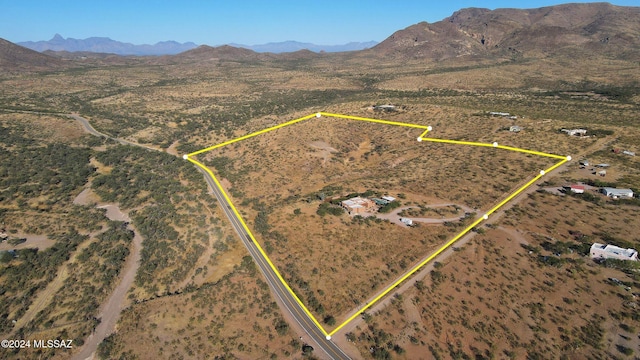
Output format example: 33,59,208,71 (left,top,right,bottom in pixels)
231,40,378,53
3,2,639,70
18,34,198,56
17,34,377,56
